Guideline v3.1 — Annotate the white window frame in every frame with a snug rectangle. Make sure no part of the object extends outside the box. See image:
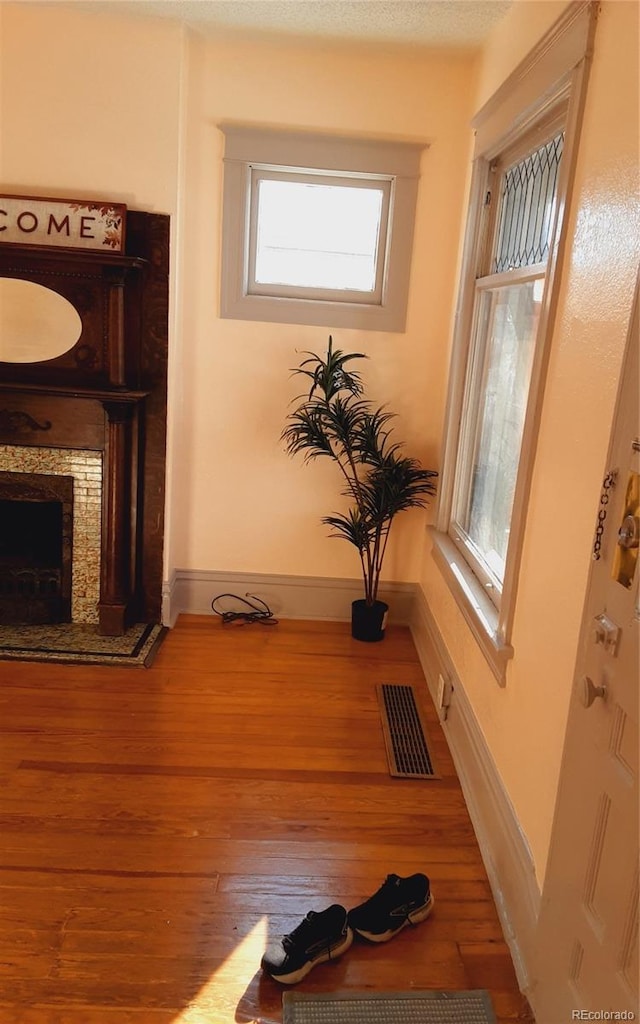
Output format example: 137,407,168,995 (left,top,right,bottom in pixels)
450,114,564,607
247,168,393,304
219,126,424,332
450,261,548,599
432,1,598,683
